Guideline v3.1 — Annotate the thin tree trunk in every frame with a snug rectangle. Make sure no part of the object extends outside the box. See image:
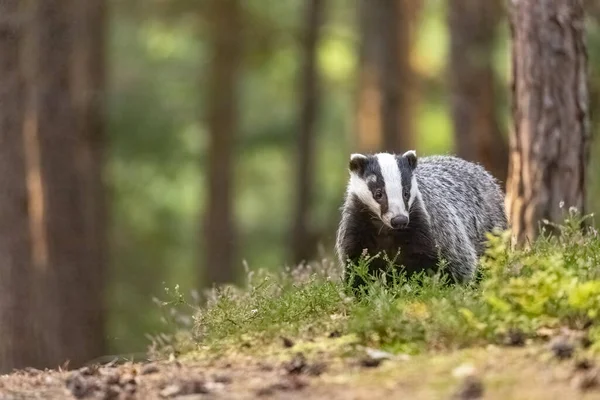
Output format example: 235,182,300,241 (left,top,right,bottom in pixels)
0,0,38,372
203,0,242,287
381,0,419,152
356,0,385,153
448,0,508,186
70,0,108,364
356,0,420,153
507,0,589,245
291,0,325,265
